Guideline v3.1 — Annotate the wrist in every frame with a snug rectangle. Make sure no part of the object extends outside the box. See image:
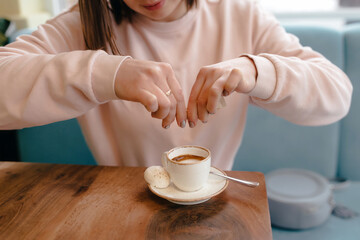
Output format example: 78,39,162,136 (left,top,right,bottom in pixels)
114,57,133,99
241,56,258,80
241,54,277,100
